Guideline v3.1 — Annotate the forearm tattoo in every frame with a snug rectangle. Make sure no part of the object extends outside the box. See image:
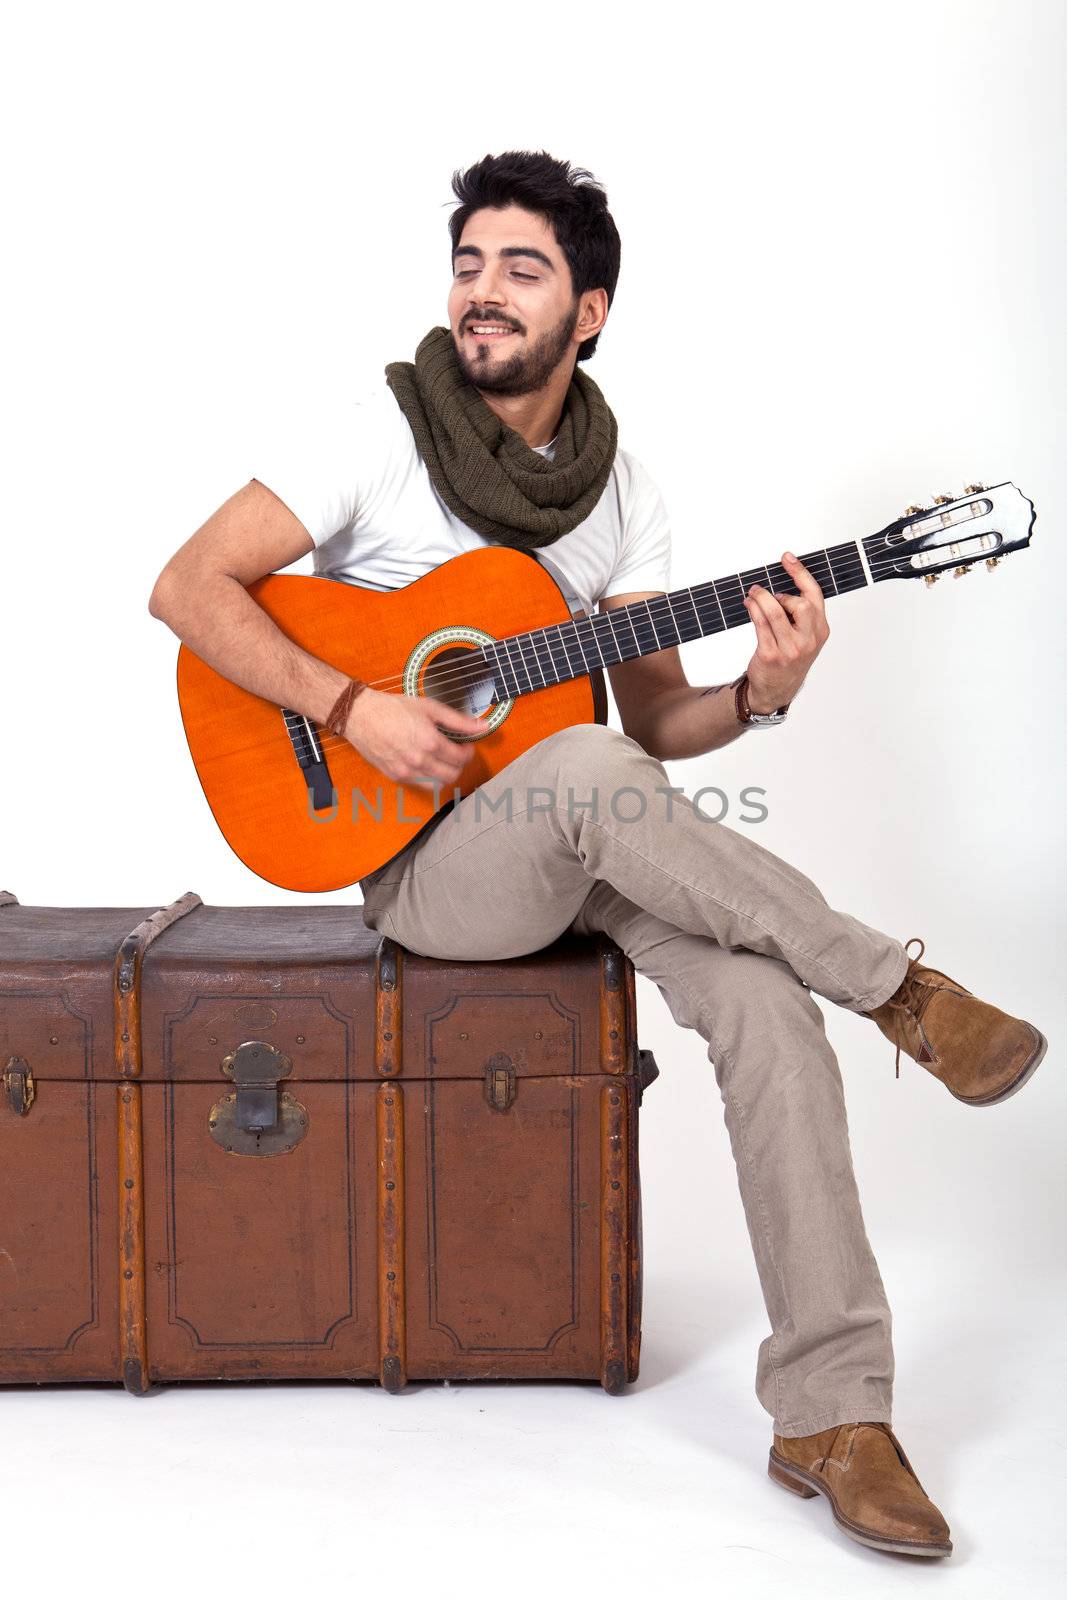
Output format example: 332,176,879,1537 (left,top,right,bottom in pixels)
698,684,728,698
